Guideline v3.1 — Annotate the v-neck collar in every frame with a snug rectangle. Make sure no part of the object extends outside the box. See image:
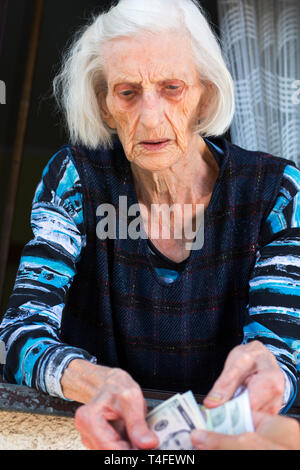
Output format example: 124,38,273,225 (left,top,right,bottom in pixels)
112,135,230,286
